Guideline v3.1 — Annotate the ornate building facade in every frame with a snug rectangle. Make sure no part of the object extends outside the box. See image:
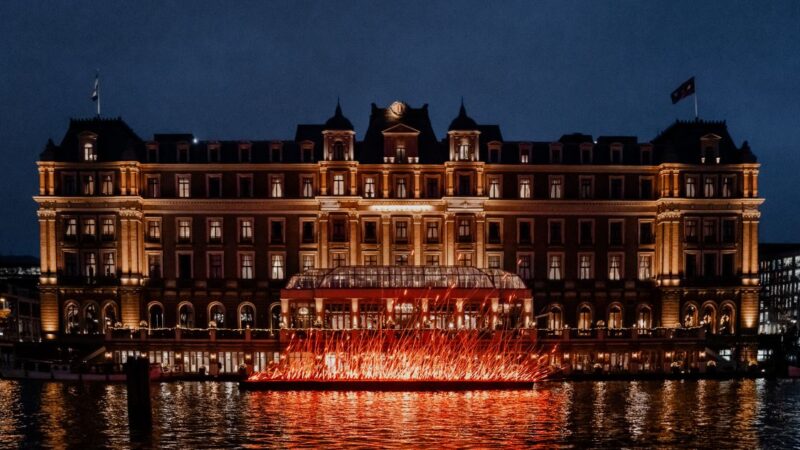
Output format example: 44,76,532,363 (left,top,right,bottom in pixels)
34,101,763,373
